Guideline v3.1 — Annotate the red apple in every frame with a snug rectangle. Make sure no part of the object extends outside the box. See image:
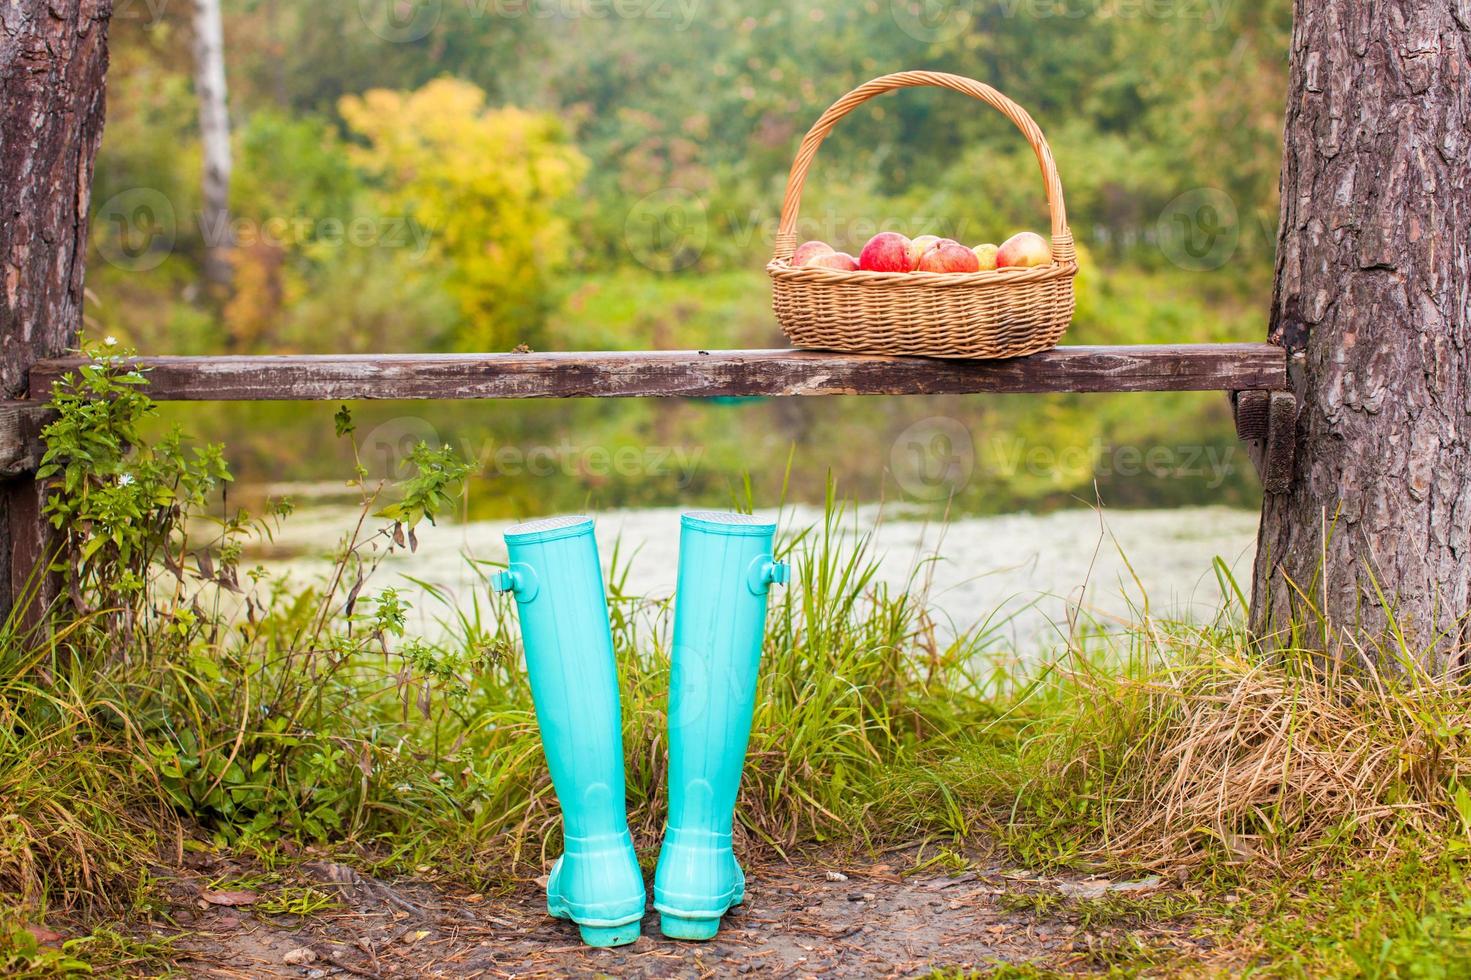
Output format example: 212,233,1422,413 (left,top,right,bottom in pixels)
972,243,999,271
791,240,836,267
918,243,982,274
996,232,1052,268
859,232,916,272
907,234,942,267
805,251,859,272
